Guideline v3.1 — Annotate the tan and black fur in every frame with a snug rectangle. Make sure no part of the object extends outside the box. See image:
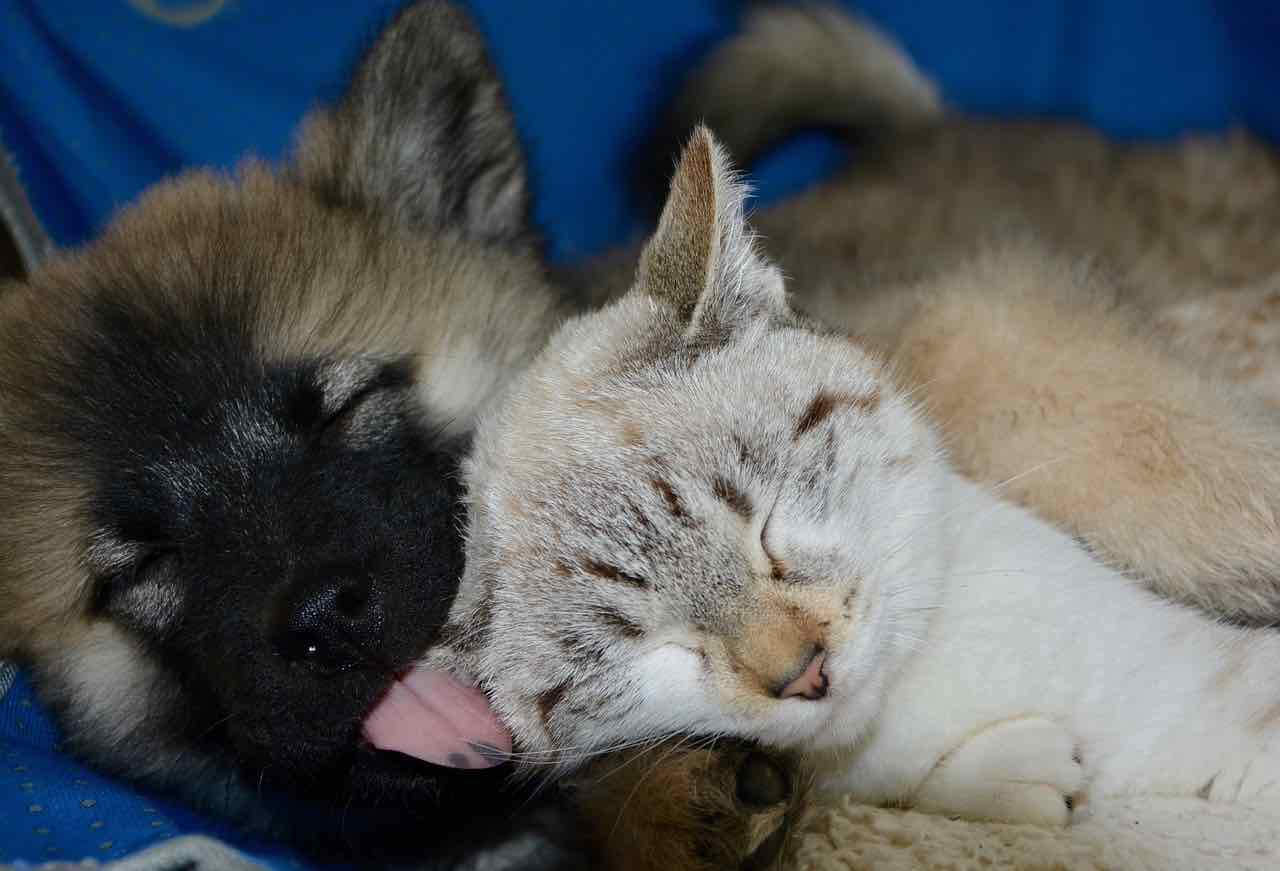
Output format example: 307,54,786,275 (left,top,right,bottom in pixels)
0,2,588,863
573,741,804,871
